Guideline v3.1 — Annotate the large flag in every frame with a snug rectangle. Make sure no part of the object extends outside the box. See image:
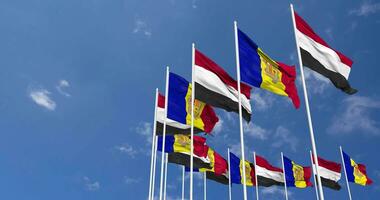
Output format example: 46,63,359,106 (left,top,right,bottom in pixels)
255,154,284,187
229,152,256,186
238,29,300,108
157,134,212,169
156,93,218,135
312,156,342,190
194,49,252,122
163,72,219,135
283,155,312,188
294,11,357,94
342,150,373,186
